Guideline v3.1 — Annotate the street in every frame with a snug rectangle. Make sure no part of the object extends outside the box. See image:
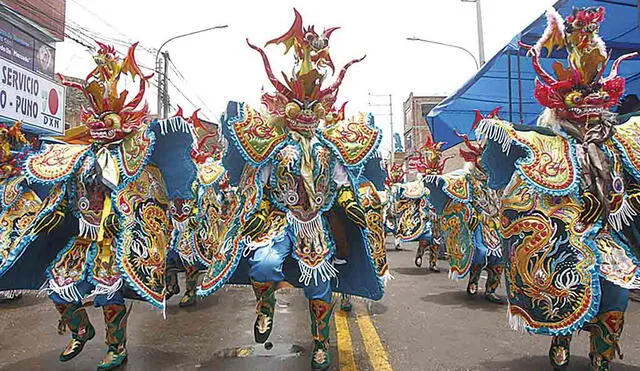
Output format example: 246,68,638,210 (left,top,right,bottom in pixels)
1,239,639,371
